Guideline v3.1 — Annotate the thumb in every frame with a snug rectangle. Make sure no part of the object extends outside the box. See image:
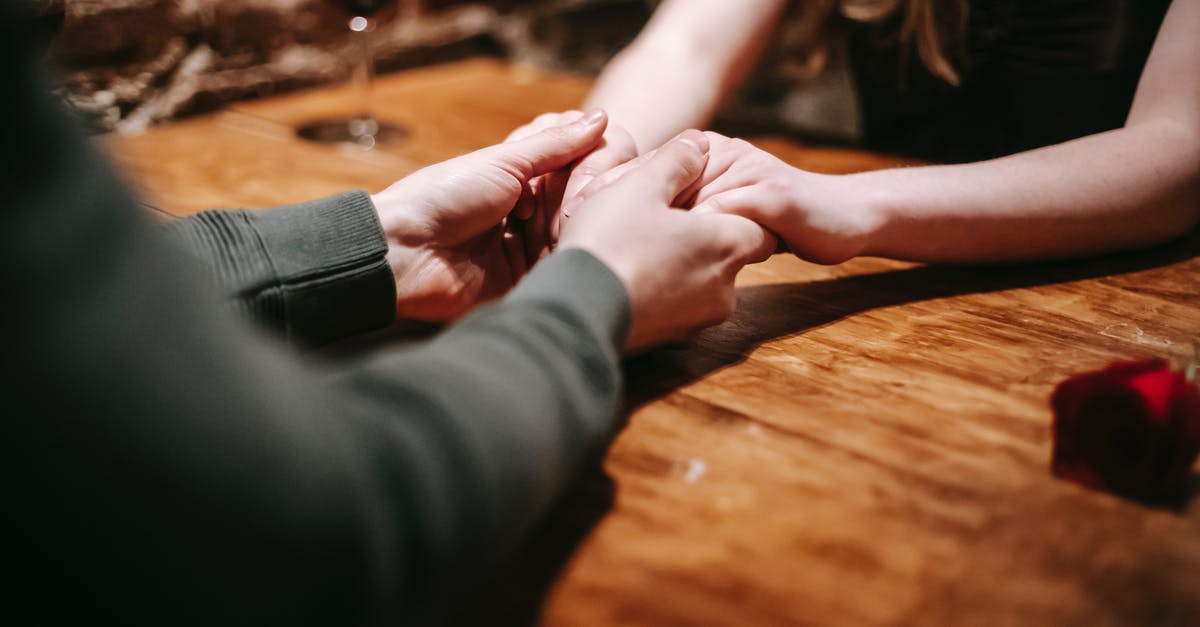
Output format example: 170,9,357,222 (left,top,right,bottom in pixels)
621,130,710,203
700,213,779,266
482,109,607,182
693,188,786,261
